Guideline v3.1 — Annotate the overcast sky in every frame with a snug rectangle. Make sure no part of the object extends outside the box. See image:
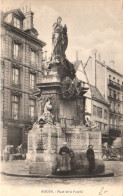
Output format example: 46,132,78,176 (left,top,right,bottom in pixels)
1,0,123,73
